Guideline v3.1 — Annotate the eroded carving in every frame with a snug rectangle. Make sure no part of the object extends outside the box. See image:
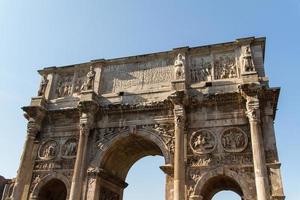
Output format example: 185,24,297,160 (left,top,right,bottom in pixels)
56,73,74,98
81,66,96,91
190,56,212,82
221,128,248,152
190,130,215,154
174,53,186,80
153,124,175,153
38,140,58,160
214,53,237,79
62,138,78,158
242,45,255,72
37,75,48,97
